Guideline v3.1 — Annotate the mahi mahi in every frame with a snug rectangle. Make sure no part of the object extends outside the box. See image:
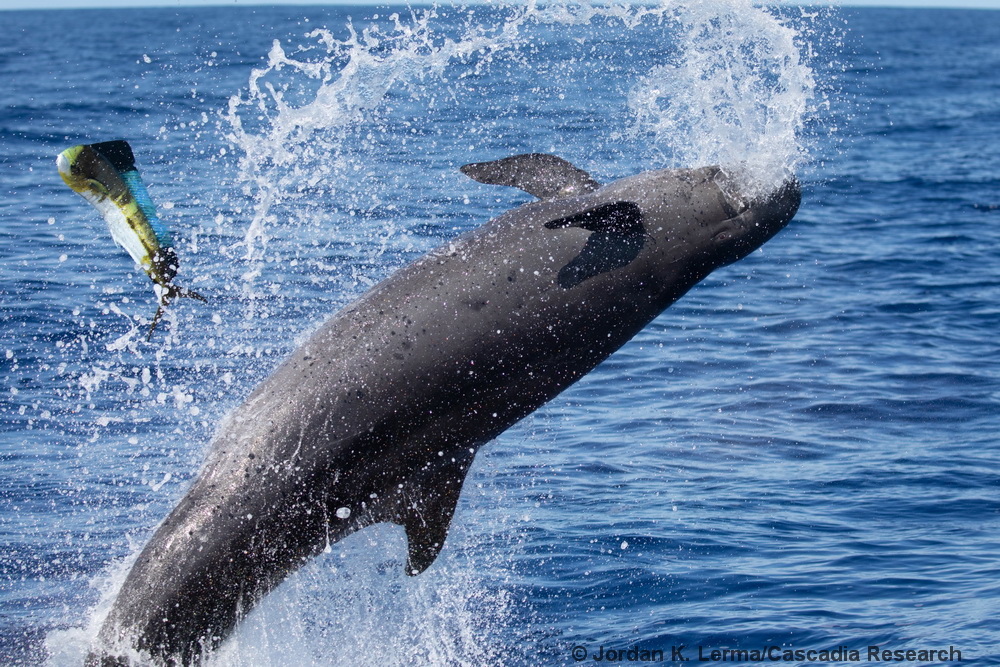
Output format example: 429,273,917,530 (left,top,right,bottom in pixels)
56,140,205,340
